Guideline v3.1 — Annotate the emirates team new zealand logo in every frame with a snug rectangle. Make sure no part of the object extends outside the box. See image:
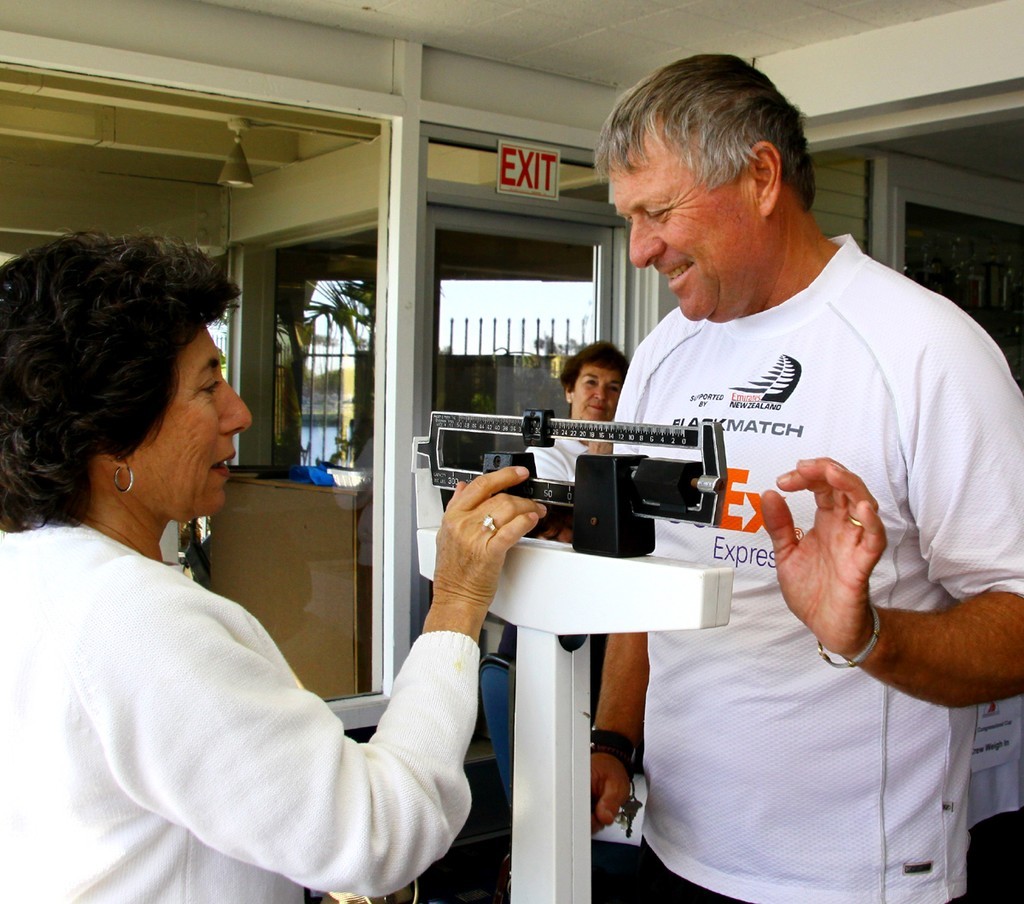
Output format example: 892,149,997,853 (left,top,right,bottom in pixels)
729,355,802,409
